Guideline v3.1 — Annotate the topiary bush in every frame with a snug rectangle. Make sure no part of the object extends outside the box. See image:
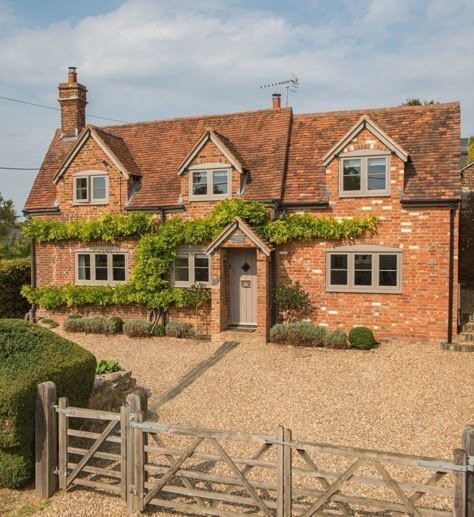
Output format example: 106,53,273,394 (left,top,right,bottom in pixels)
167,321,195,338
269,323,289,343
0,319,96,488
325,329,348,349
123,319,153,337
108,316,124,334
152,323,165,337
0,259,31,318
348,326,376,350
